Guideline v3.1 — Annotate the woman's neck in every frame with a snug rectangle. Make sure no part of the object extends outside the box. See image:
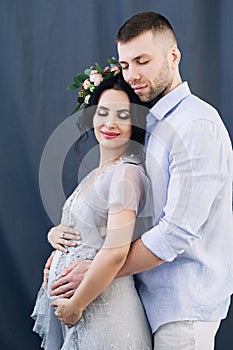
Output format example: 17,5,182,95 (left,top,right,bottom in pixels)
98,148,130,169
